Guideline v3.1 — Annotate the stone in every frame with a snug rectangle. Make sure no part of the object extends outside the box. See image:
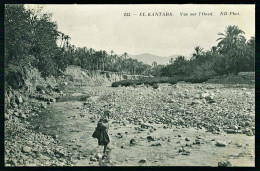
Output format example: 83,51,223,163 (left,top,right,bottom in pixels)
90,157,97,162
236,143,243,147
147,136,156,142
38,154,50,160
225,129,237,134
151,143,161,146
141,123,153,129
19,113,27,119
22,146,32,153
182,151,191,155
229,125,238,130
139,158,147,163
94,153,102,160
16,96,23,104
185,137,191,141
201,93,210,99
130,139,136,146
218,161,232,167
178,147,184,153
216,141,227,147
39,90,45,94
